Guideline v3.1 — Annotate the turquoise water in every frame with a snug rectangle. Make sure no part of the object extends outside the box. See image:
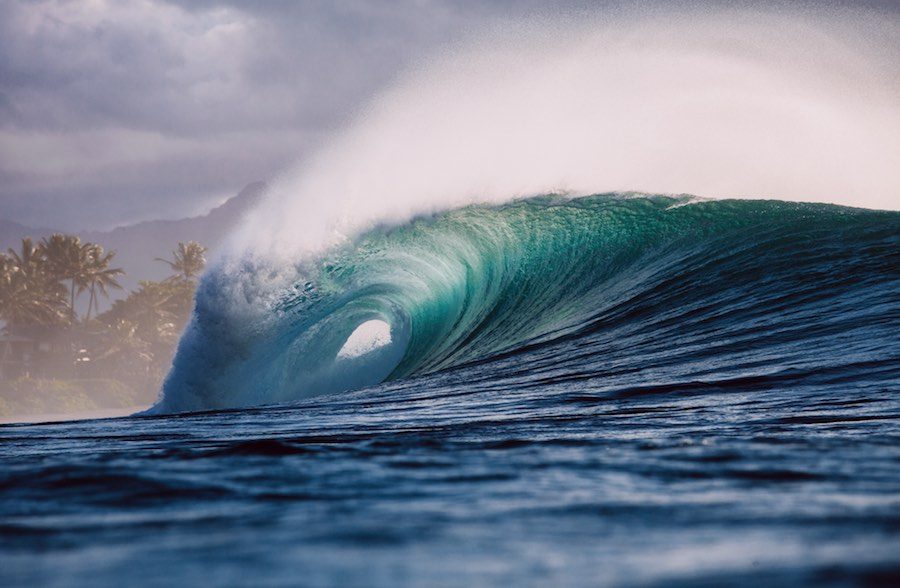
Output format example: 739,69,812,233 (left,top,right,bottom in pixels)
2,195,898,586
